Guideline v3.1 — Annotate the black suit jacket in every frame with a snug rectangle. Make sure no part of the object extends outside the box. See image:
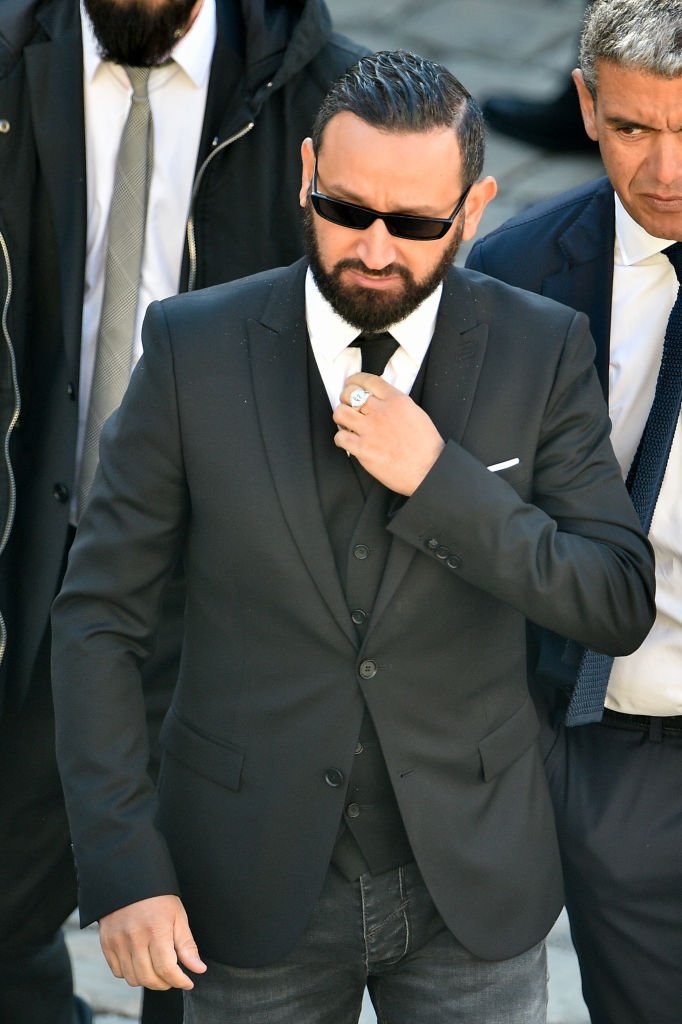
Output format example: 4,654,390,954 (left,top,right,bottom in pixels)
51,260,654,967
